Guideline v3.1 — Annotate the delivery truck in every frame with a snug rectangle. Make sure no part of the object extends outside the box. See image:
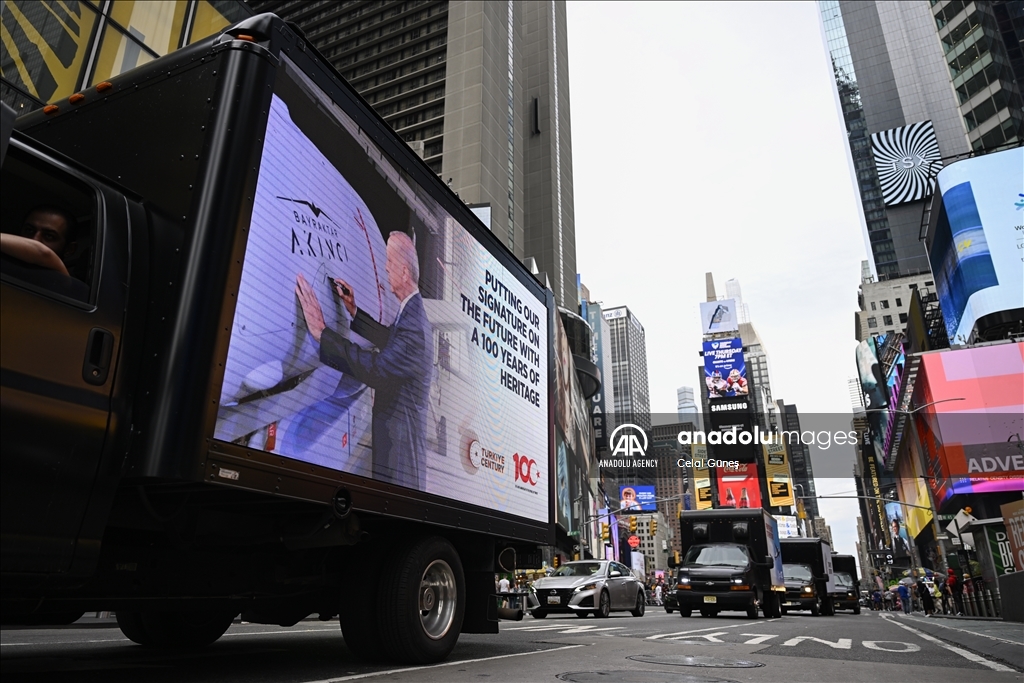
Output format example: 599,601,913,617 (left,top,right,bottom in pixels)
779,538,837,616
671,509,785,618
0,13,557,665
830,554,861,614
